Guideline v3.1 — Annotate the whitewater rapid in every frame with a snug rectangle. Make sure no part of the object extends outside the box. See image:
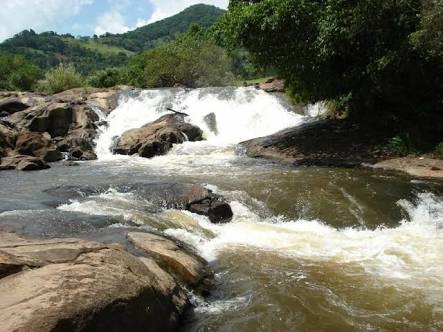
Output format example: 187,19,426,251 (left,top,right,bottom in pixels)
94,87,307,160
82,87,443,324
